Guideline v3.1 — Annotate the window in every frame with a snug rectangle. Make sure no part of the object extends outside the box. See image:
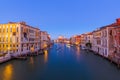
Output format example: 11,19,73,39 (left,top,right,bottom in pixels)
6,37,8,42
10,27,12,32
13,32,16,36
3,28,5,33
7,28,8,32
1,29,3,33
17,27,18,32
21,48,23,51
21,27,23,32
3,37,4,42
21,38,23,41
13,45,15,47
10,37,12,42
17,37,19,42
10,44,12,47
6,45,8,47
22,44,23,47
109,30,112,36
